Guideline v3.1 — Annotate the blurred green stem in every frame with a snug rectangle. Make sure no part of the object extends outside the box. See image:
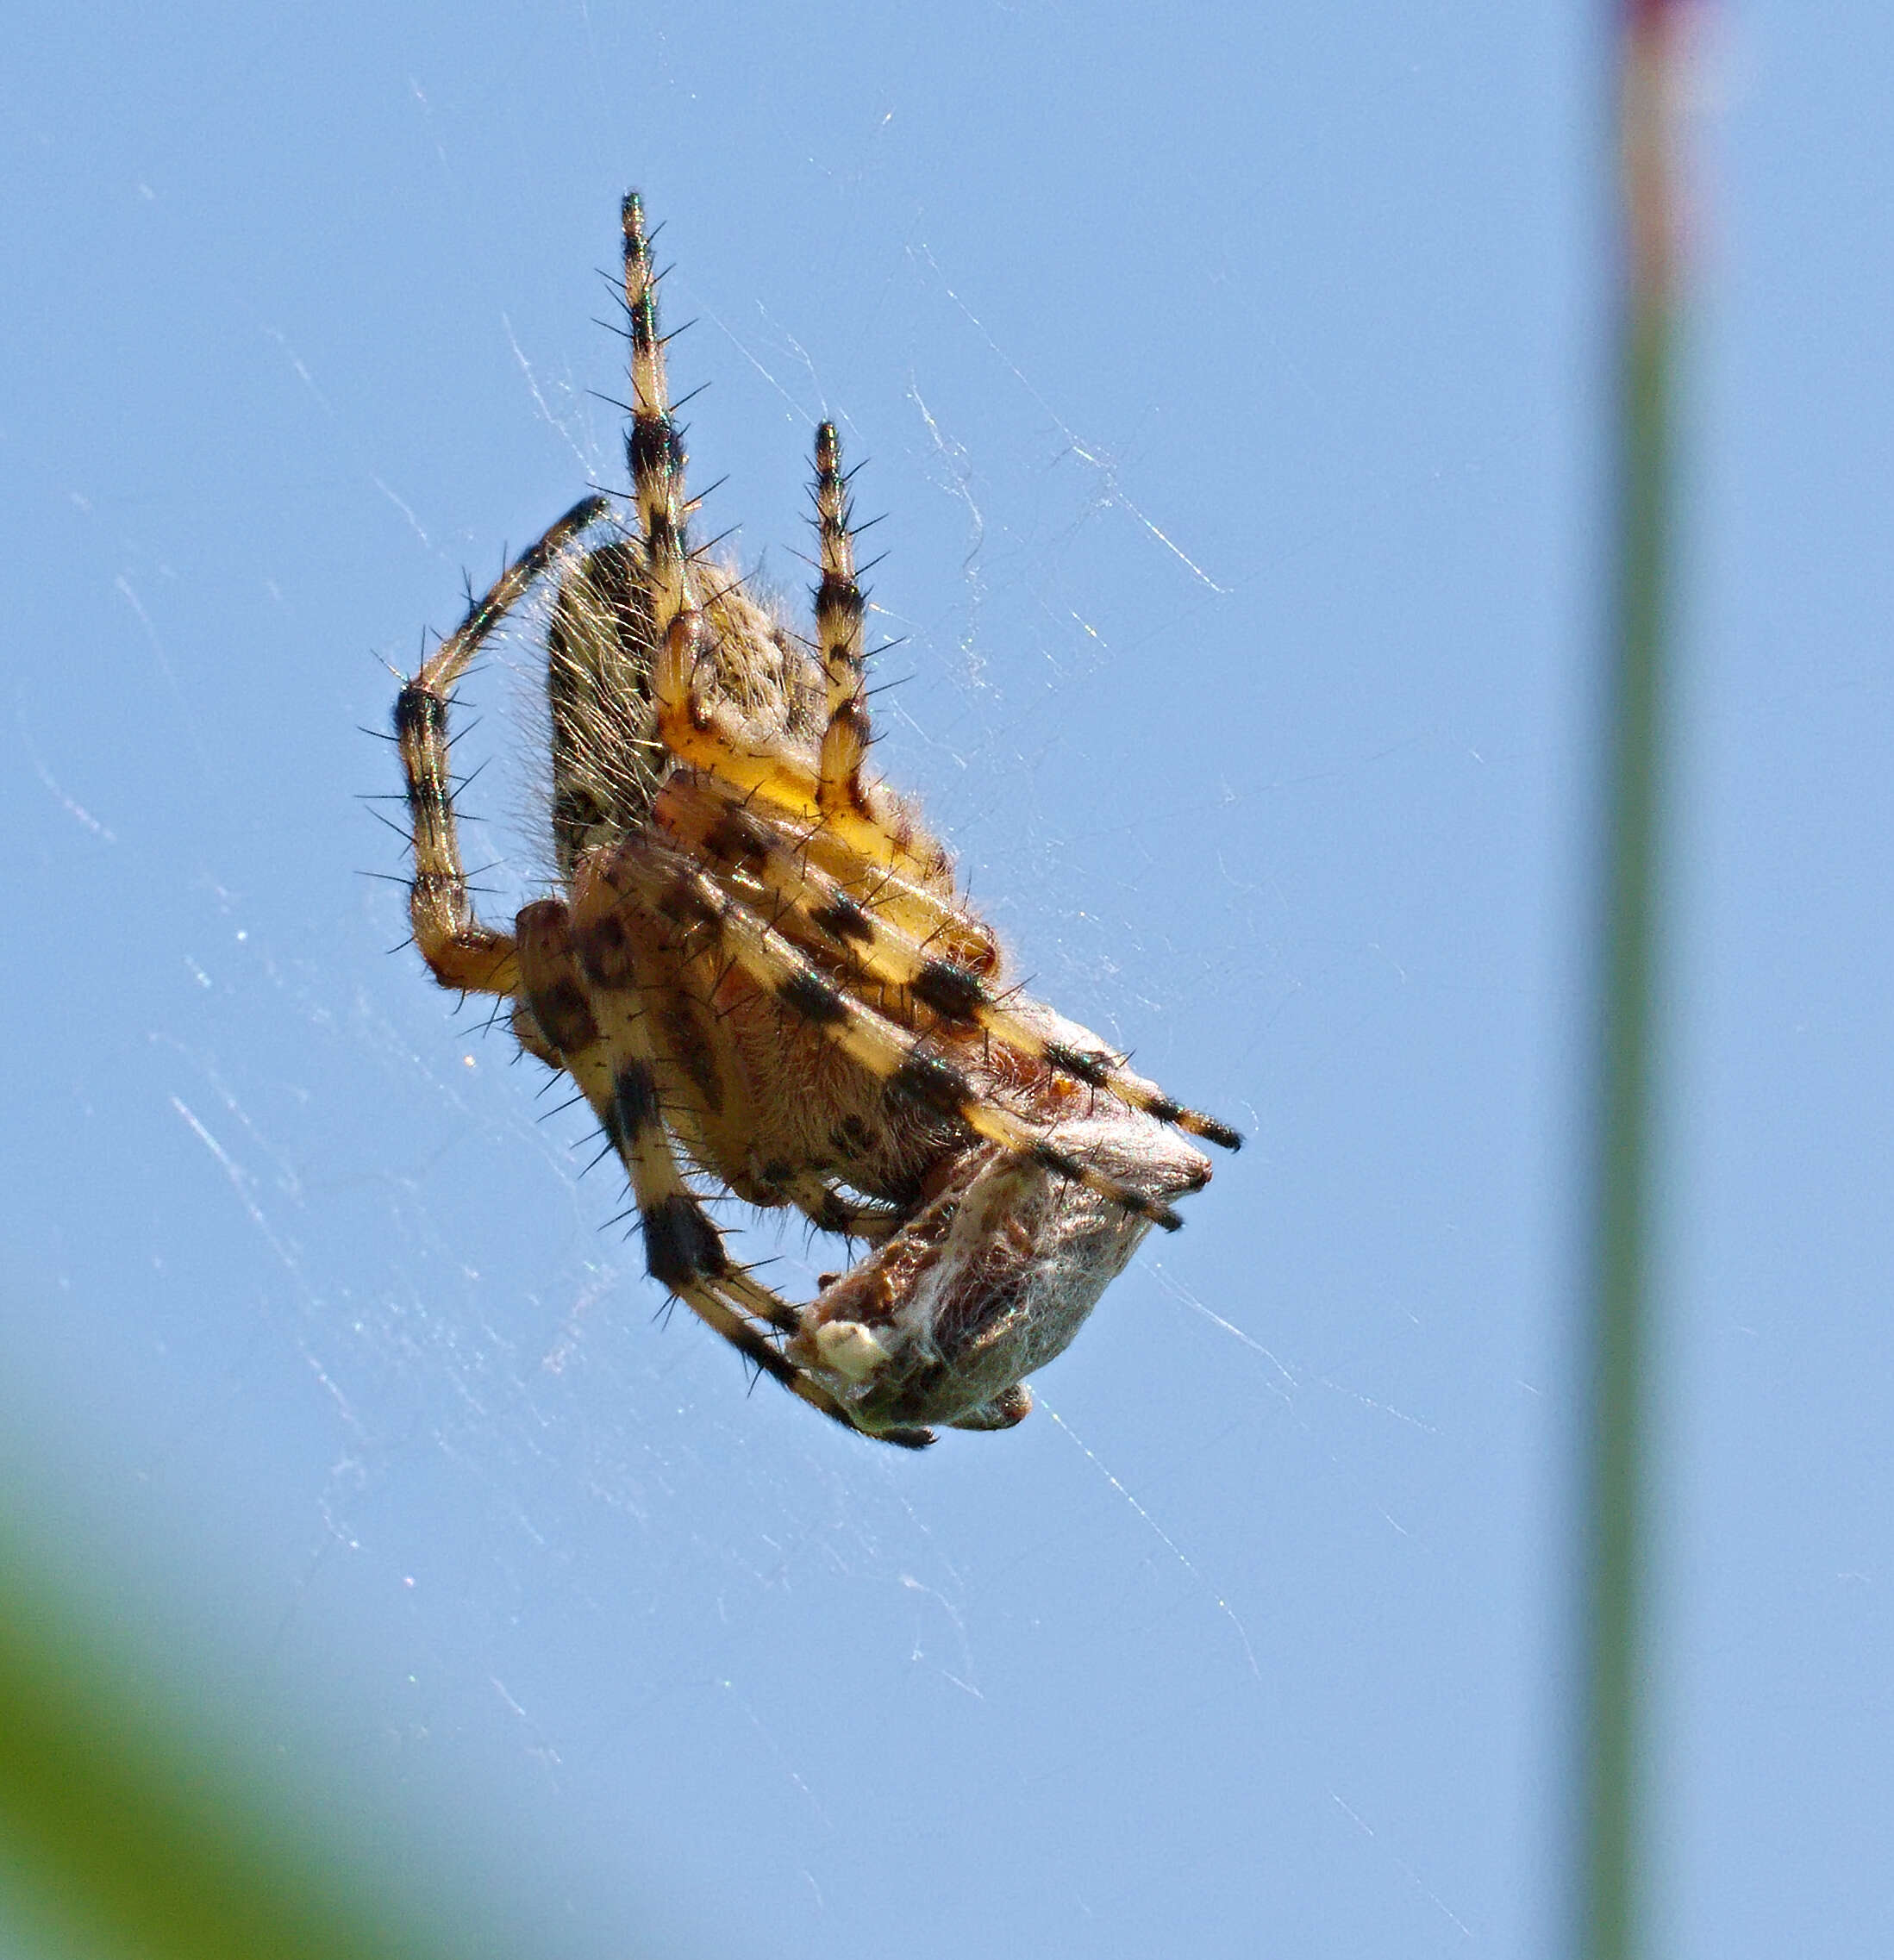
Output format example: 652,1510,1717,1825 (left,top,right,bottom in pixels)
1585,296,1670,1960
1584,6,1684,1955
